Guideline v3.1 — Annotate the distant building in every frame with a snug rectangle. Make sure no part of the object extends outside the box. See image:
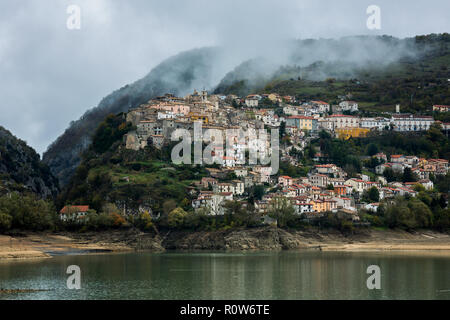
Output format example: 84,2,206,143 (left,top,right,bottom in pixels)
339,101,359,112
391,114,434,132
245,94,261,107
310,101,330,113
286,116,317,132
278,176,294,188
433,105,450,113
360,117,390,131
365,203,380,212
327,114,360,129
336,127,370,139
59,205,90,222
